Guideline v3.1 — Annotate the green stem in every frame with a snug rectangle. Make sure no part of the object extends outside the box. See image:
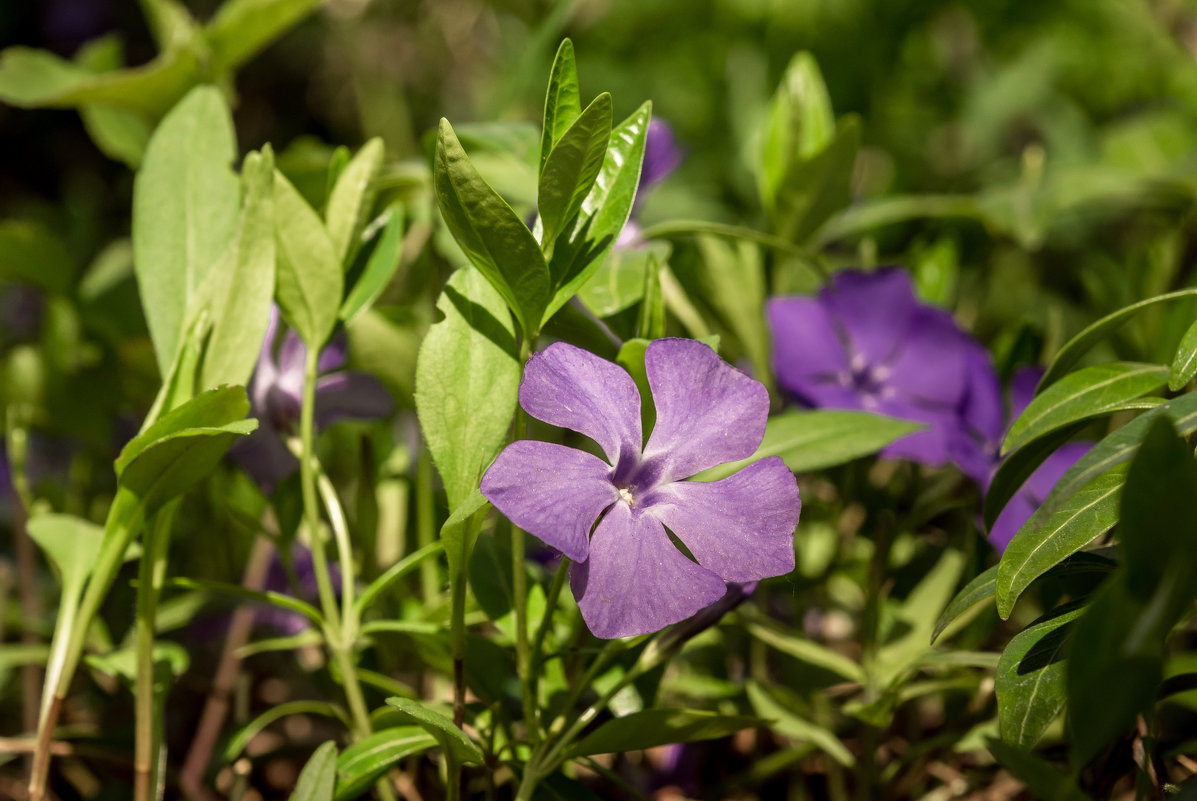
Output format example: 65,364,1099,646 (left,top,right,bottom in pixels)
134,501,177,801
416,447,438,602
316,470,356,632
513,336,536,745
528,558,570,710
299,348,341,633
